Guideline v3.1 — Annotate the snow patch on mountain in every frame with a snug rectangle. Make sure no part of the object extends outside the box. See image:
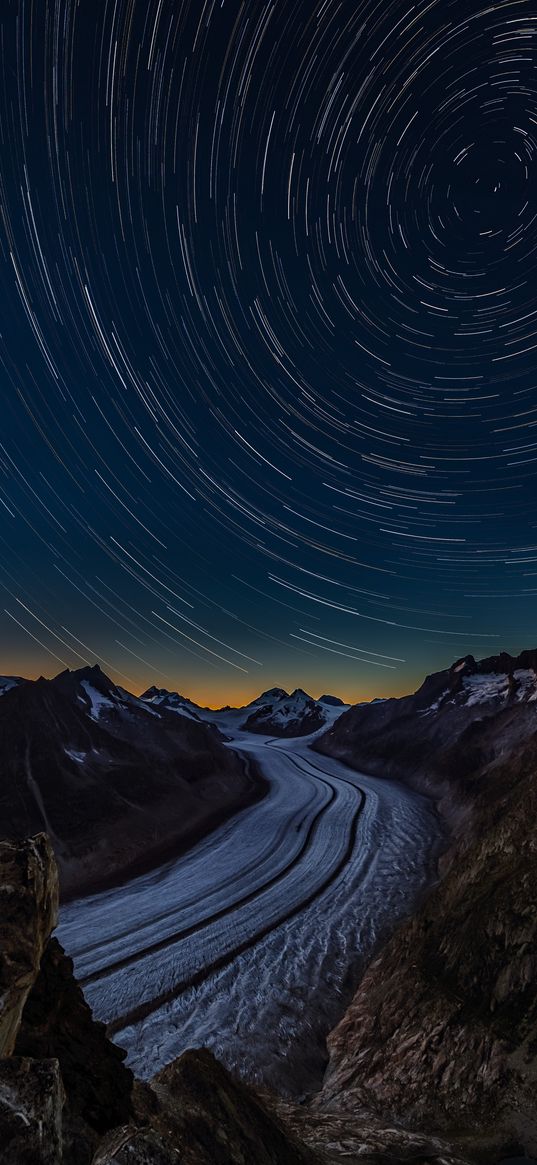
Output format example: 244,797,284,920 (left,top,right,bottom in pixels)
80,681,115,720
241,687,331,737
463,673,511,706
513,668,537,701
459,667,537,706
0,677,23,695
140,686,202,720
264,691,315,726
